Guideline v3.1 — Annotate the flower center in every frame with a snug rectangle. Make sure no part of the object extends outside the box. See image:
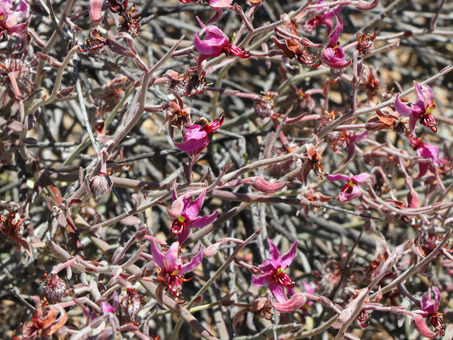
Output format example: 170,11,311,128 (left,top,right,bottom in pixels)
171,215,187,238
273,267,295,288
